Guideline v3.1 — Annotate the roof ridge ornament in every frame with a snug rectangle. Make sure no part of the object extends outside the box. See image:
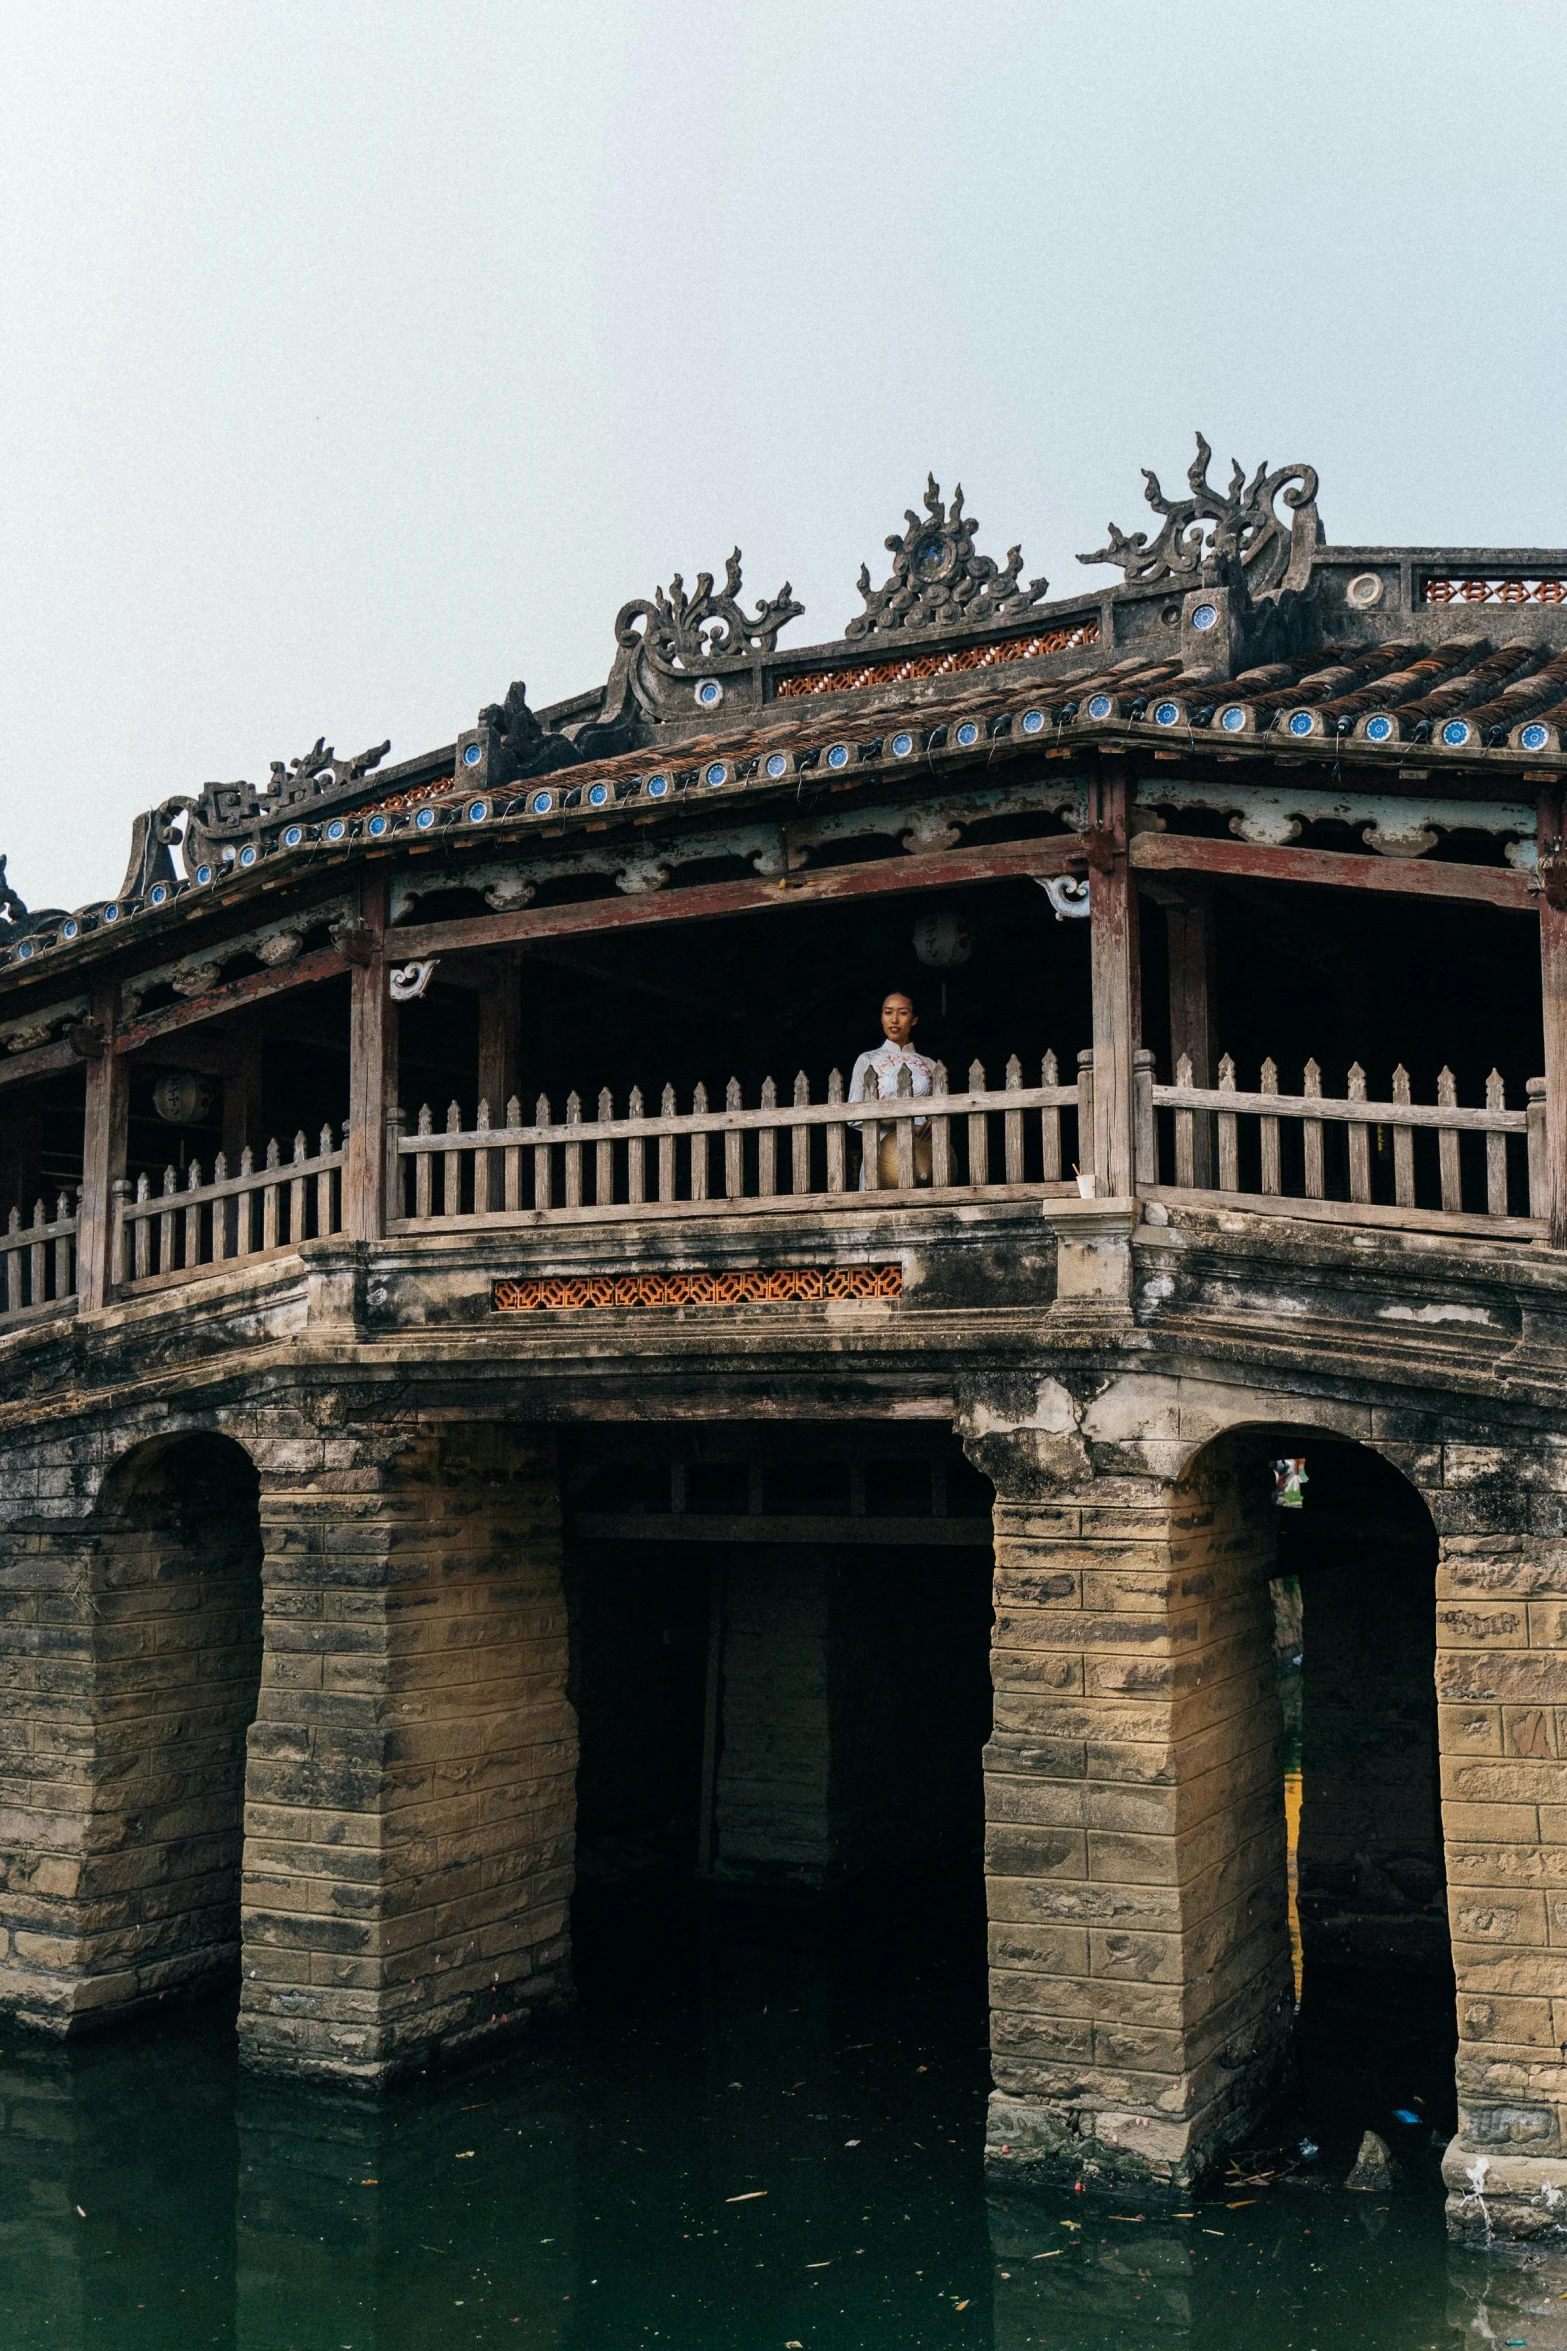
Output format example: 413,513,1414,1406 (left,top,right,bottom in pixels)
846,476,1049,639
614,550,803,676
1078,433,1323,597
